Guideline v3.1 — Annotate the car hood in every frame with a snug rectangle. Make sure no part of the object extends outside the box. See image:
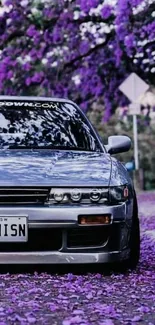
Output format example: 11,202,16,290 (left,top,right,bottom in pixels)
0,150,112,187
